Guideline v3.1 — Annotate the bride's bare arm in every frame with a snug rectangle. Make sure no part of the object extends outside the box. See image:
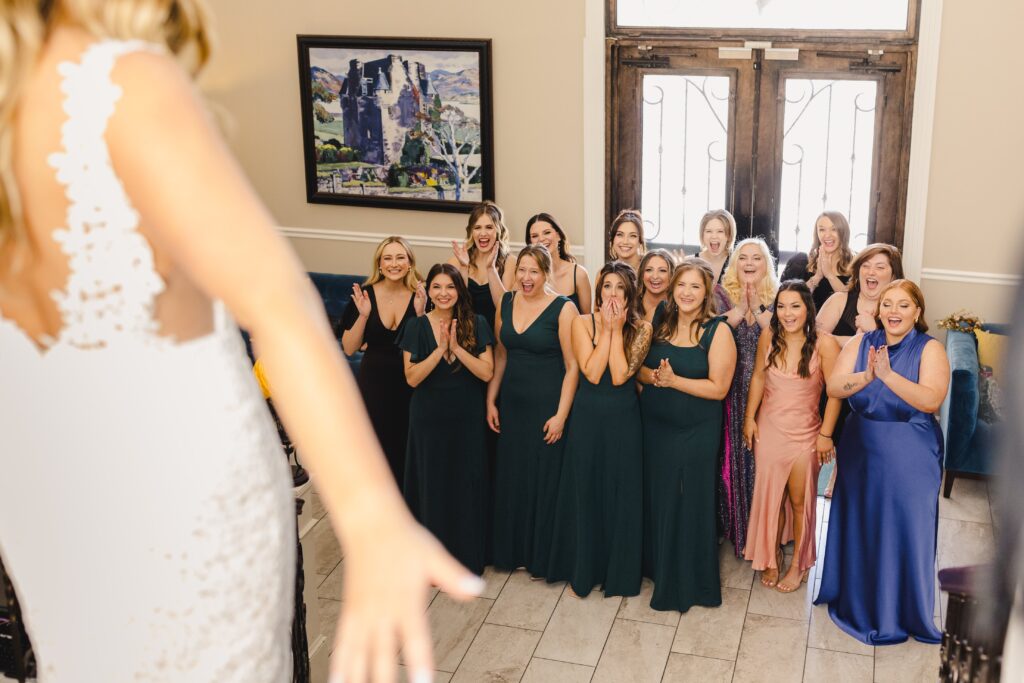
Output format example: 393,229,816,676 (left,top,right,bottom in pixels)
106,50,480,683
